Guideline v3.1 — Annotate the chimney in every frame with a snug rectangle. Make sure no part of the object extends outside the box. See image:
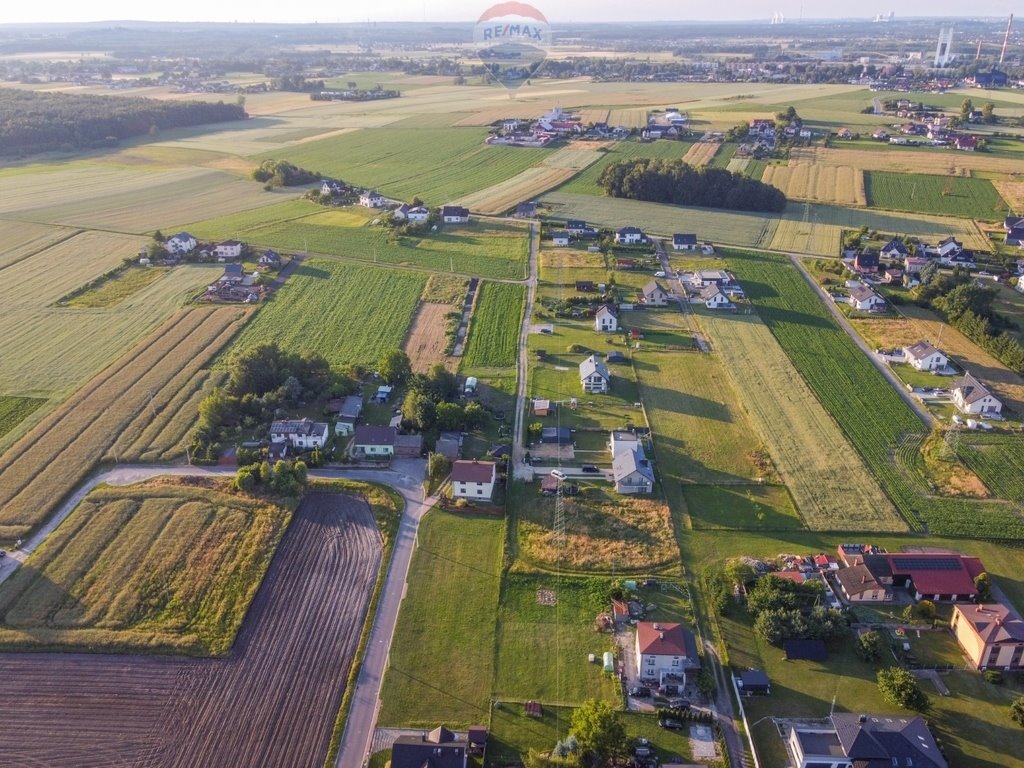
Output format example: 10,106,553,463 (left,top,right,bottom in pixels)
862,575,867,584
859,714,868,724
659,632,664,640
